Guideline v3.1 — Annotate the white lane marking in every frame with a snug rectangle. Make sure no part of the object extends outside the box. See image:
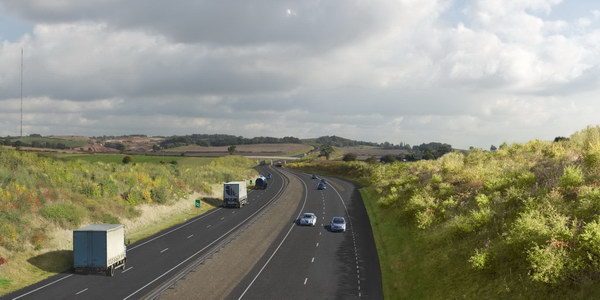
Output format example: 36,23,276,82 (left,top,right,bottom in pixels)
122,267,133,273
311,257,315,263
128,207,223,251
319,232,322,236
221,217,225,220
75,288,88,295
232,211,236,214
304,278,308,285
11,274,74,300
329,178,363,297
316,242,319,247
207,225,212,228
125,169,287,300
238,175,309,300
160,248,169,253
187,234,194,239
